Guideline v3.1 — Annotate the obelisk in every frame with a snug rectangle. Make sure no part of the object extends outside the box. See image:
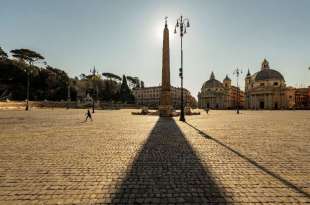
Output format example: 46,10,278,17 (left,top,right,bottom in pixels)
159,17,173,117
